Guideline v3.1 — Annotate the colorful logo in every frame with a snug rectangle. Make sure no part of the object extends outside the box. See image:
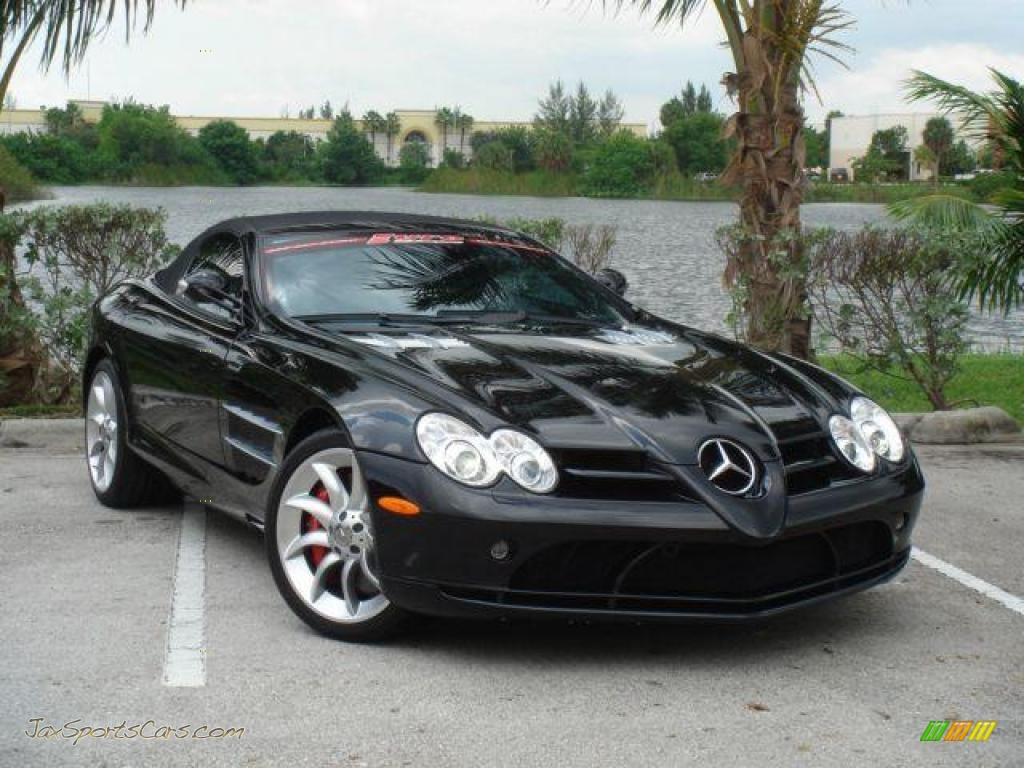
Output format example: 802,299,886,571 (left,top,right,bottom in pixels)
920,721,997,742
